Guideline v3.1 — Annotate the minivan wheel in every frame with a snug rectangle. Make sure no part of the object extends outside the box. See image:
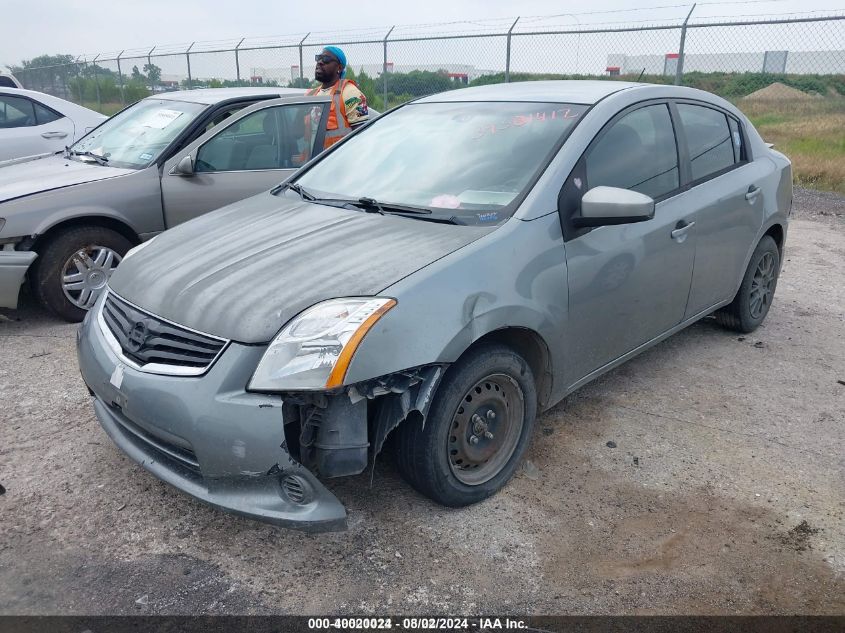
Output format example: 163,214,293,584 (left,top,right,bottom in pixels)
395,343,537,507
31,226,132,322
715,235,780,333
